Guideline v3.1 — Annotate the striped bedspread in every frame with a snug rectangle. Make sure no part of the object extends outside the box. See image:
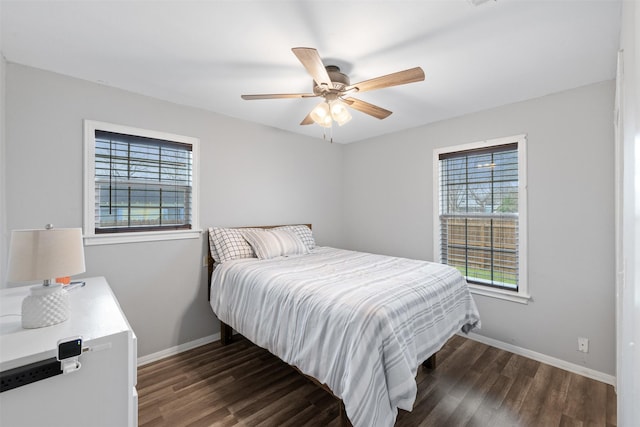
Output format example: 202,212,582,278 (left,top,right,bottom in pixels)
209,246,480,427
